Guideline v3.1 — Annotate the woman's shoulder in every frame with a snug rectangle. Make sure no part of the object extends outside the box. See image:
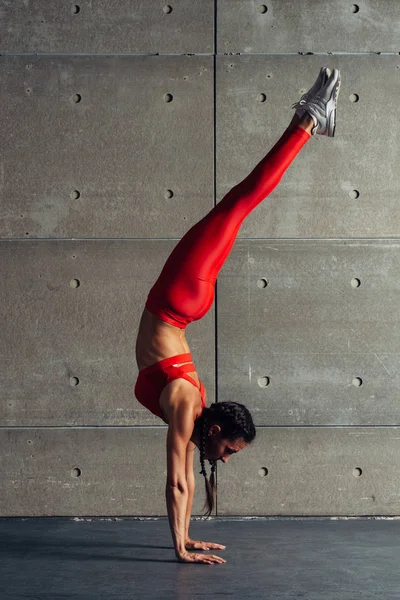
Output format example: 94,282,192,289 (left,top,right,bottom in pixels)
160,379,203,425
